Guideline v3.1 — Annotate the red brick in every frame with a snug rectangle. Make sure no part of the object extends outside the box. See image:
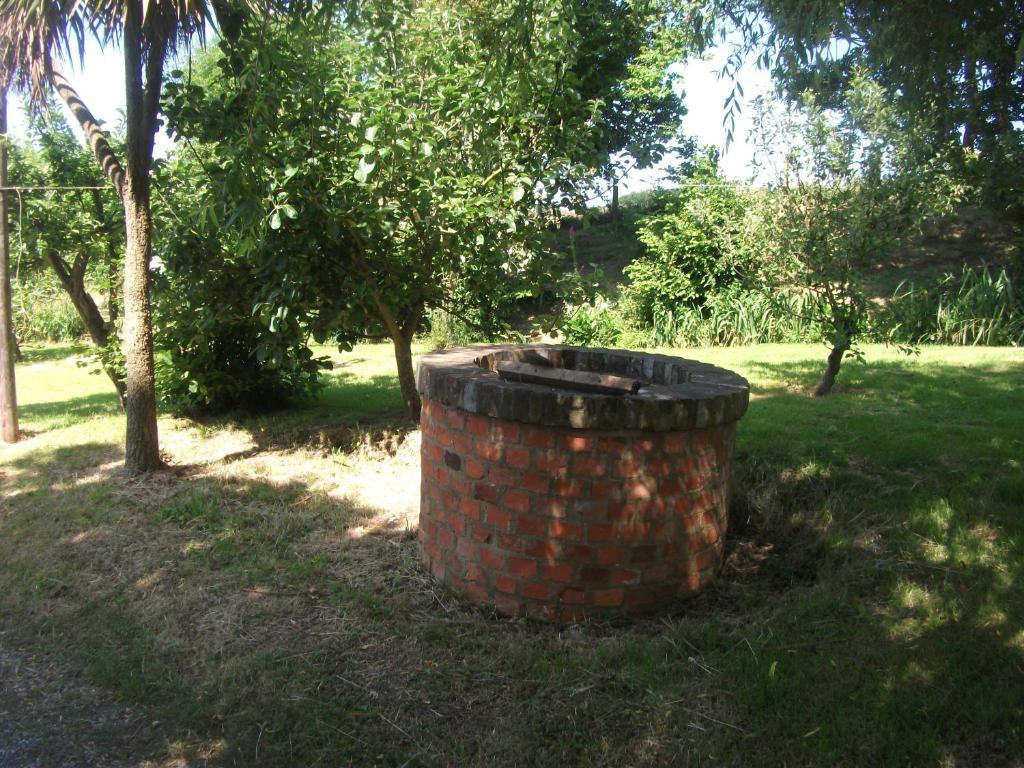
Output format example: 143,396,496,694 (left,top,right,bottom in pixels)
456,538,476,559
573,456,607,477
465,582,488,603
549,520,582,539
605,502,632,522
627,587,657,608
613,459,644,478
479,548,503,570
580,566,610,584
474,482,499,504
431,425,452,446
591,481,622,501
505,446,531,469
559,606,586,623
449,475,471,496
452,432,473,454
658,477,683,495
534,498,569,518
465,564,485,583
504,490,532,514
543,563,574,582
595,546,625,566
610,569,641,586
489,466,516,485
449,515,467,535
425,442,444,463
562,435,594,452
535,452,567,473
663,433,686,453
433,465,450,486
525,540,557,559
493,422,521,442
676,457,695,474
522,472,550,493
631,438,658,454
647,458,673,477
553,479,588,498
470,522,493,544
631,544,658,563
643,564,672,582
593,588,624,607
516,515,547,536
521,581,550,600
438,527,455,547
619,522,650,542
598,437,629,452
467,415,490,437
625,480,653,501
493,593,521,616
508,557,537,577
587,524,616,543
685,473,707,492
476,441,502,461
485,506,511,529
446,408,466,430
465,459,486,480
495,575,517,593
559,587,585,604
523,427,556,449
